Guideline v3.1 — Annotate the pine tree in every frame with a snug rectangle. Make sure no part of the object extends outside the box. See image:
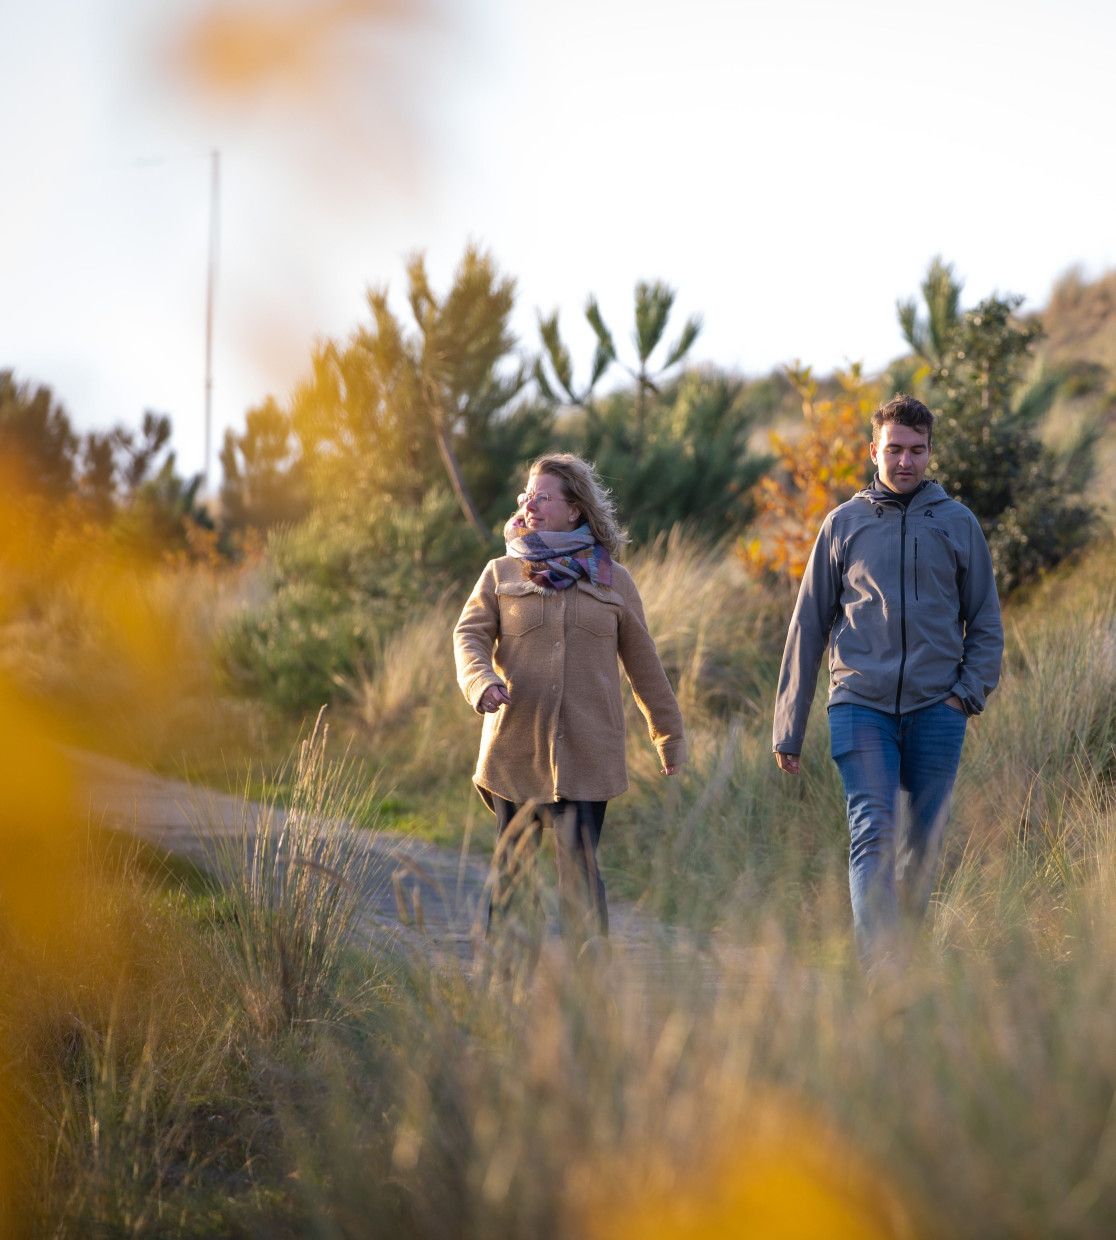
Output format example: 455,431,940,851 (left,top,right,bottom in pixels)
288,245,544,545
898,260,1096,591
536,279,701,458
220,398,308,532
0,371,78,499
